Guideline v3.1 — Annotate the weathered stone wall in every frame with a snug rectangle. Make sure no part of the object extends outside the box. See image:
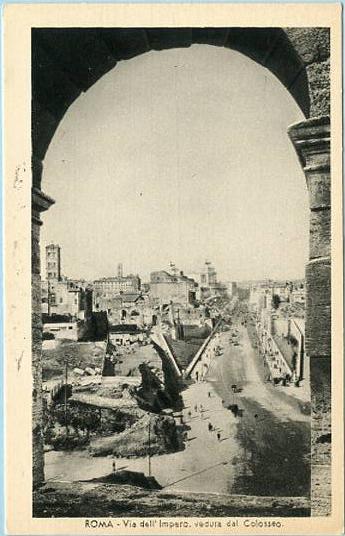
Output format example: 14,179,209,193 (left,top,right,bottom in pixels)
32,188,55,486
32,216,44,487
288,116,331,516
284,28,330,117
310,358,331,516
